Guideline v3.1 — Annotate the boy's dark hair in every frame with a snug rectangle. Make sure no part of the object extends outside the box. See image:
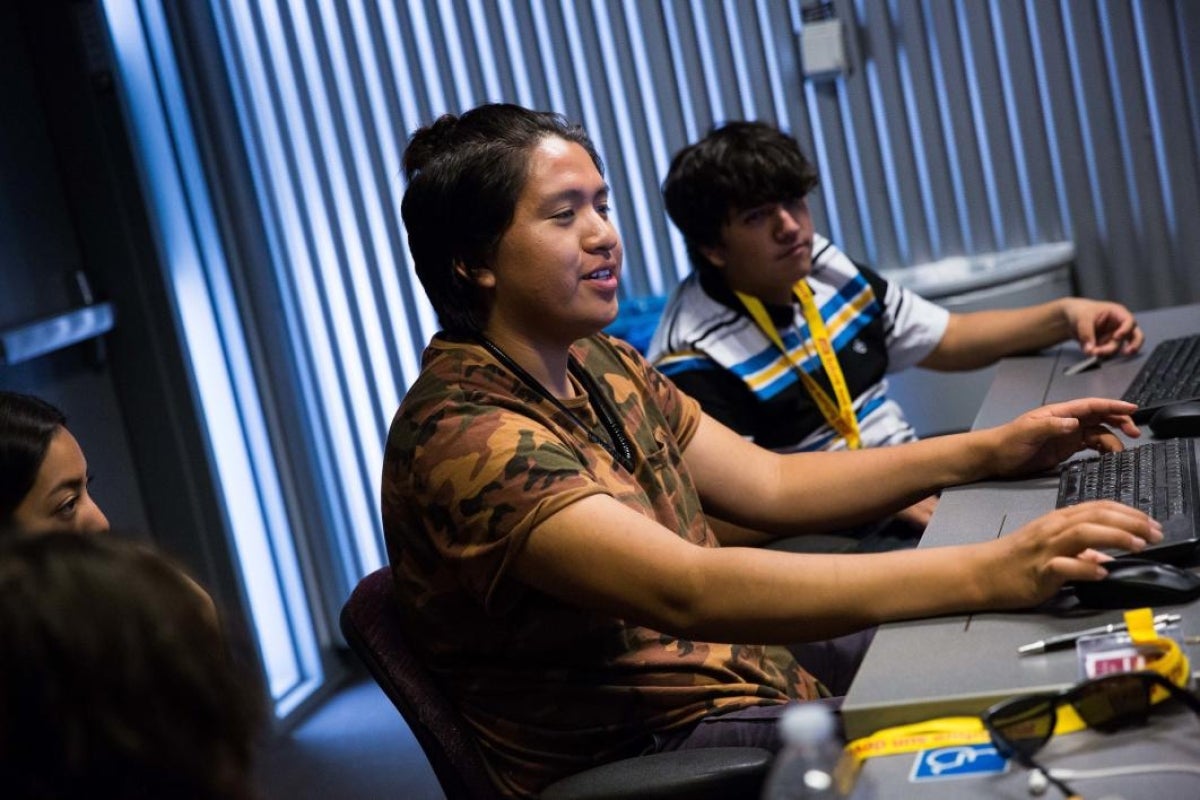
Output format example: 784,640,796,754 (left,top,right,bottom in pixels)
401,103,604,335
0,532,264,799
0,391,67,523
662,121,819,276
